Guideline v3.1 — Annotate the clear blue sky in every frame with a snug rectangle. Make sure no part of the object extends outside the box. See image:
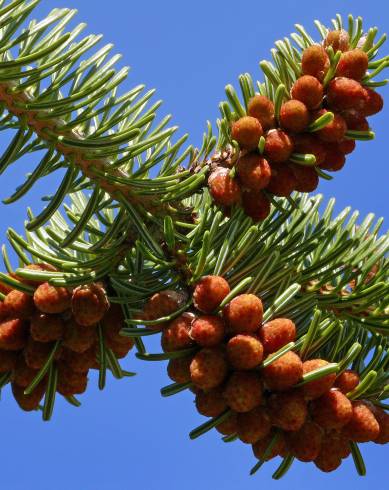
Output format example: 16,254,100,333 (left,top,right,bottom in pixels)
0,1,388,489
